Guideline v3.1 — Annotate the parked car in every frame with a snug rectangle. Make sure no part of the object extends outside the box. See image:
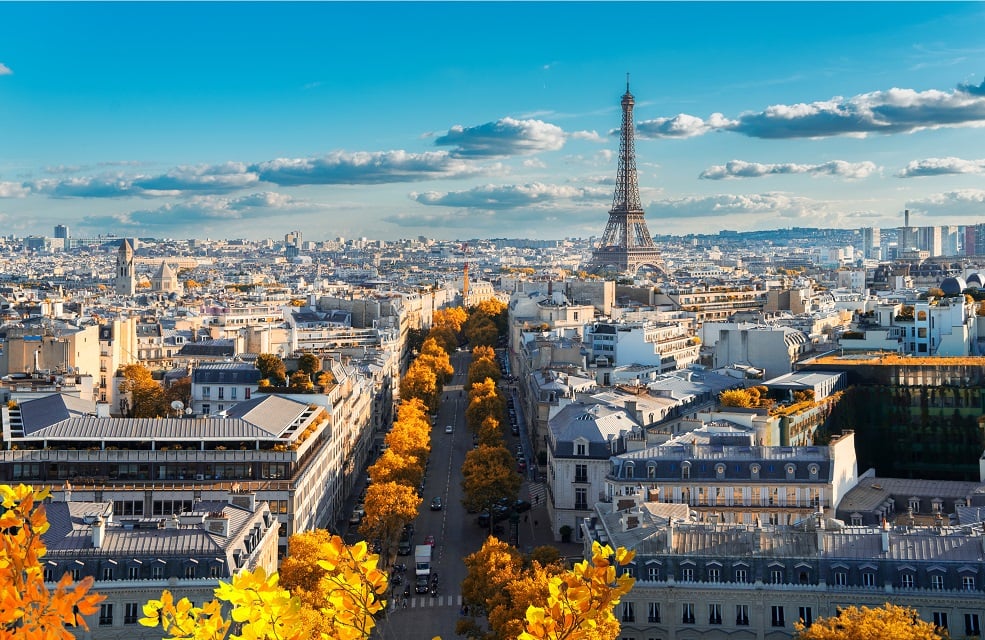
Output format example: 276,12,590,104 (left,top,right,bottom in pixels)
397,539,413,555
348,512,362,525
430,496,443,511
424,534,435,546
445,424,454,434
513,499,532,513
